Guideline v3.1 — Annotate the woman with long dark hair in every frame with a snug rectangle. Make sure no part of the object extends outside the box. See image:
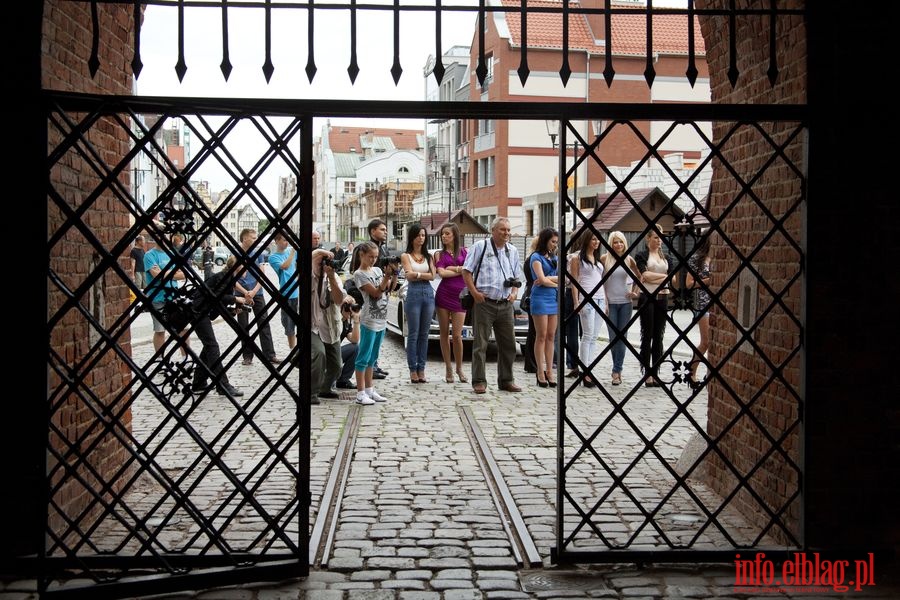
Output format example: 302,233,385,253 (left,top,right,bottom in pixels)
634,226,672,386
569,232,605,387
530,227,560,387
401,223,436,383
686,234,712,387
433,223,469,383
